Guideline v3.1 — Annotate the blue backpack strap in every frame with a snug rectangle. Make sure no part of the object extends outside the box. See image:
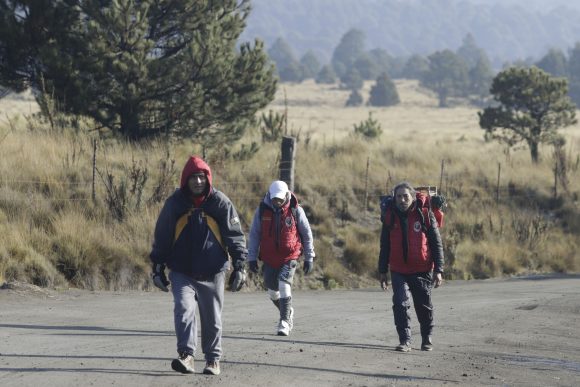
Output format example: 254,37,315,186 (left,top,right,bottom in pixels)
380,195,395,229
258,201,268,221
